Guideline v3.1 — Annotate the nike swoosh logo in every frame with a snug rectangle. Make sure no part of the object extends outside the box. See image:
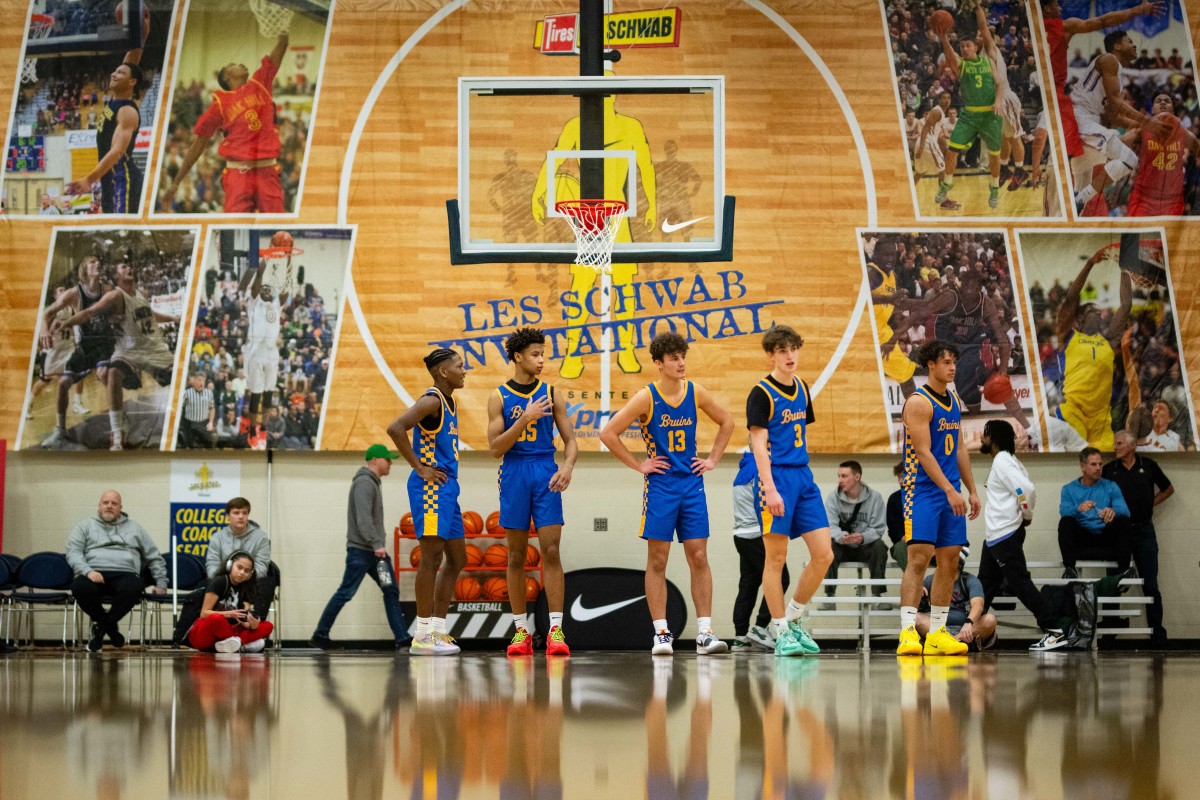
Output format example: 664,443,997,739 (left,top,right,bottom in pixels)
570,594,645,622
661,216,707,234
